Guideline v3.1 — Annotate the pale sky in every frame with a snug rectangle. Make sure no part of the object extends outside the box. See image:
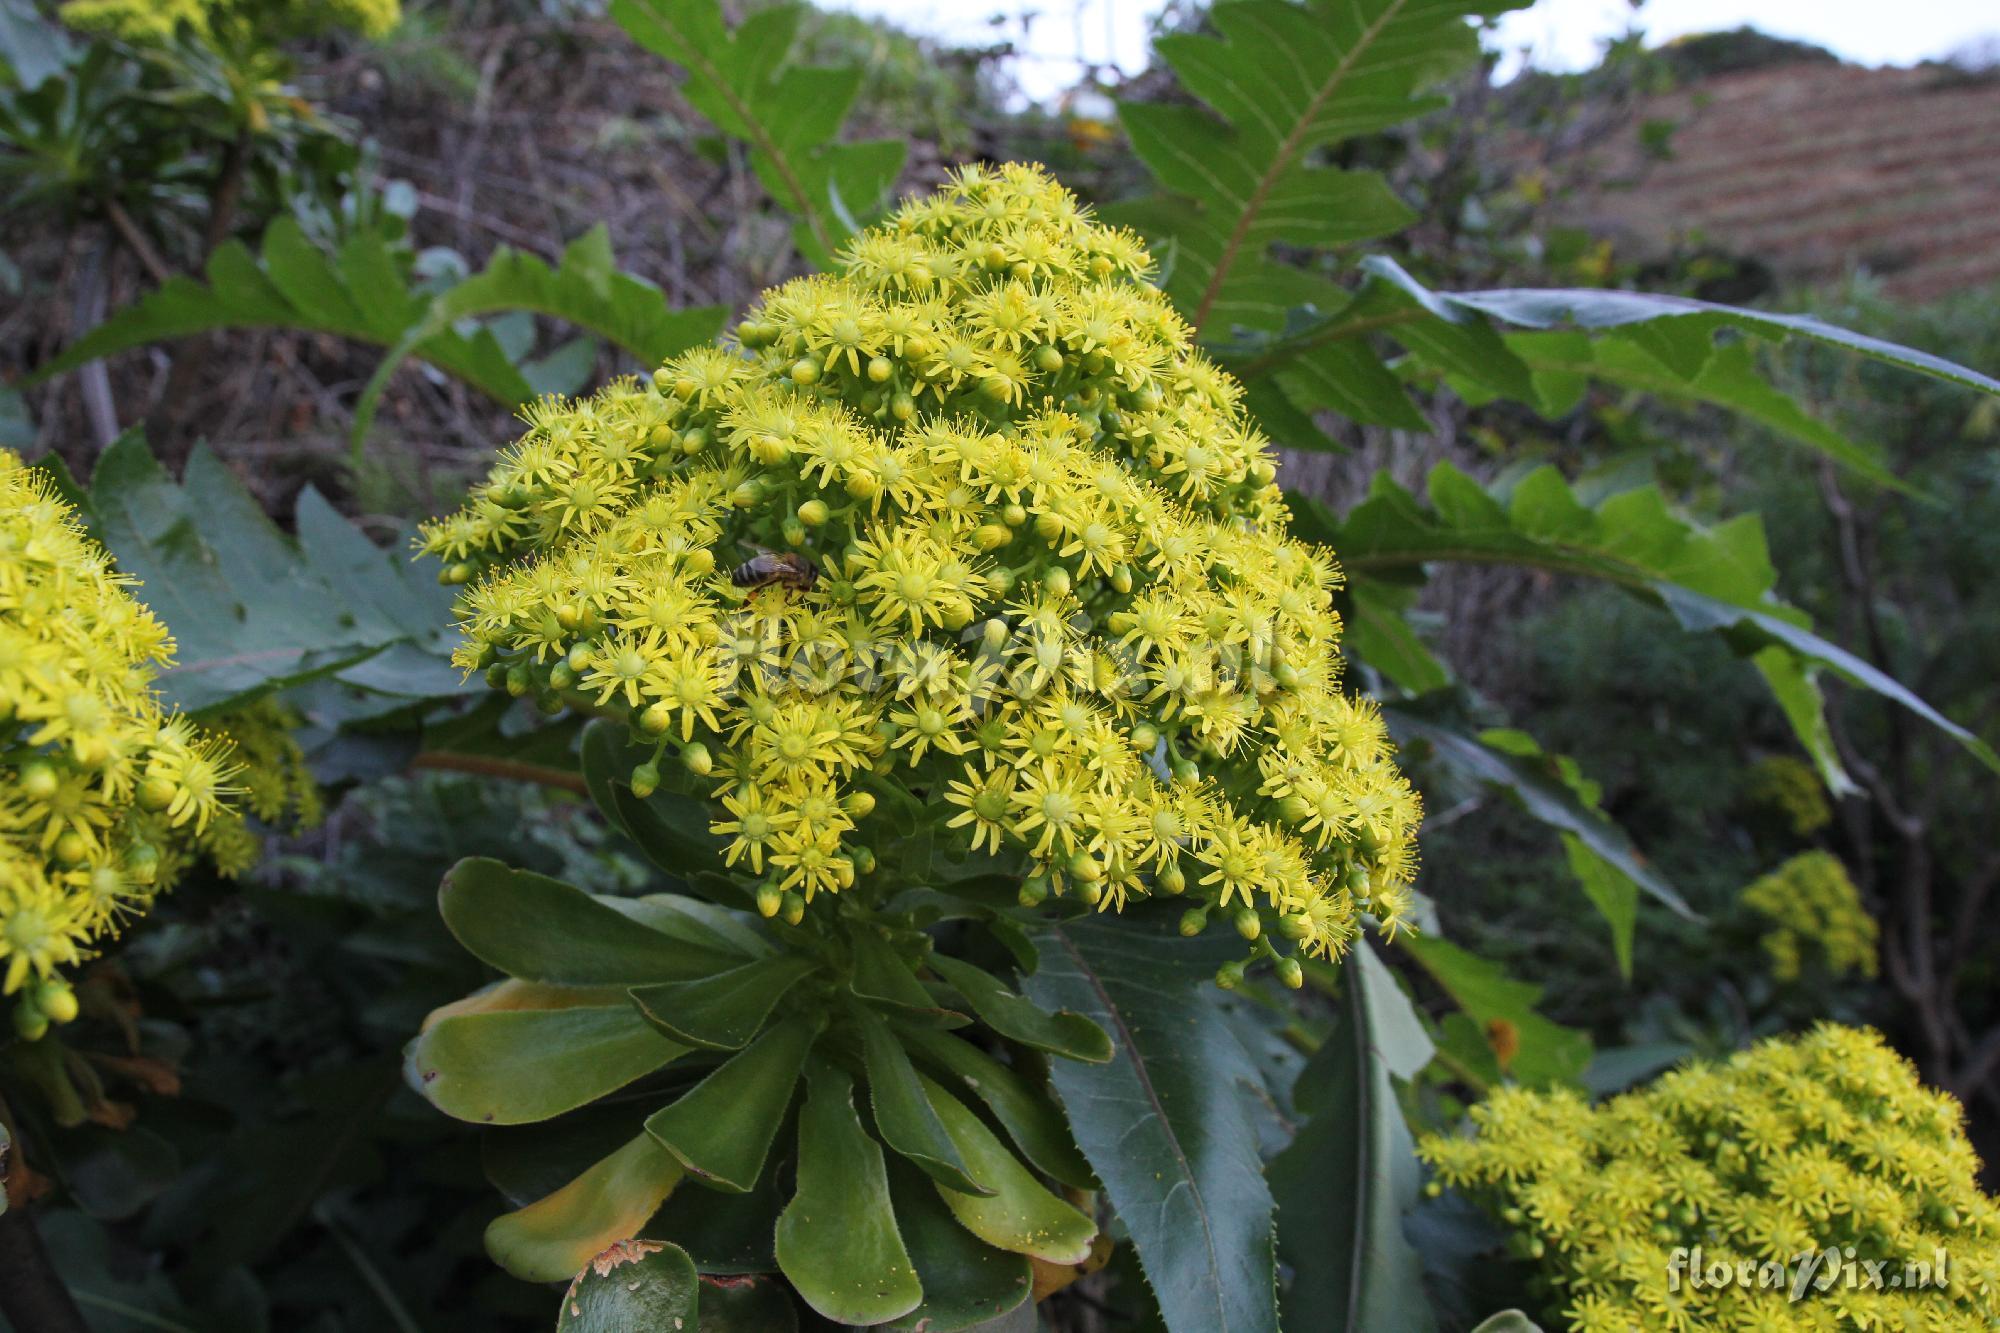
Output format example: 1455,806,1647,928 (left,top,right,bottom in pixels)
830,0,1999,103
